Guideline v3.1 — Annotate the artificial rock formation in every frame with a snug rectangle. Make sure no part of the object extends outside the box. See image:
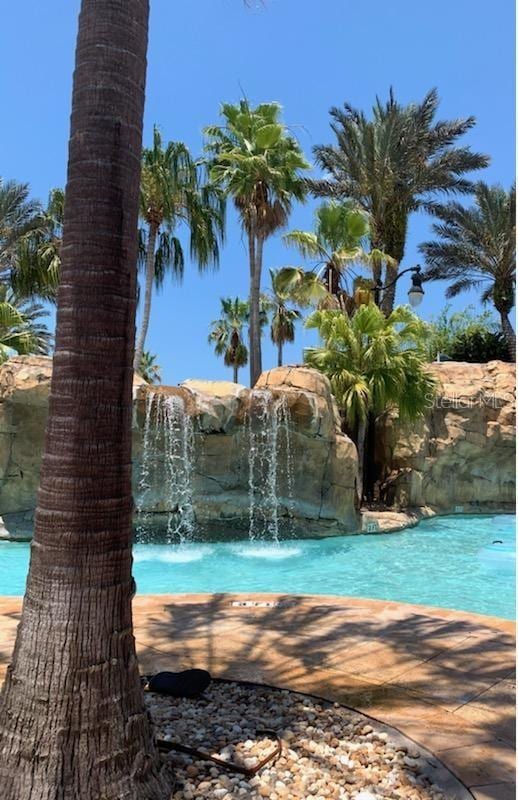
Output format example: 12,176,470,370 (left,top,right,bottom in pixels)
377,361,516,514
1,357,515,540
0,358,359,539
